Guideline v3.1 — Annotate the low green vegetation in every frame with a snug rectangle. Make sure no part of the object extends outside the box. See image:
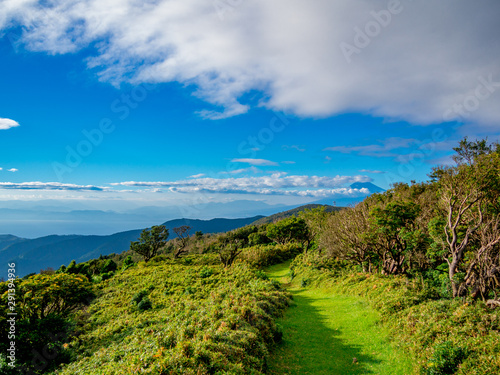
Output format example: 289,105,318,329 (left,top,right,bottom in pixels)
47,262,288,374
266,262,415,375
